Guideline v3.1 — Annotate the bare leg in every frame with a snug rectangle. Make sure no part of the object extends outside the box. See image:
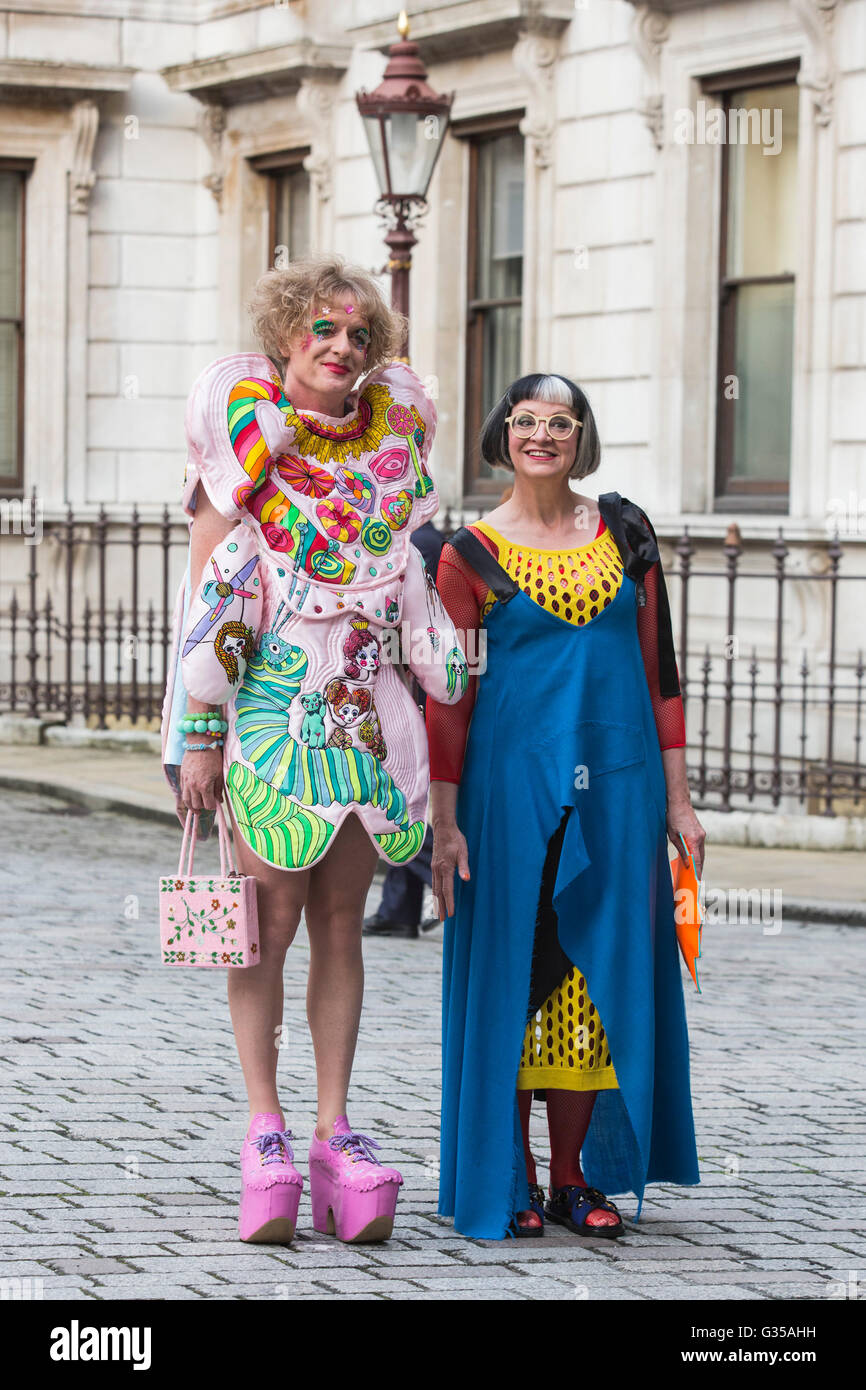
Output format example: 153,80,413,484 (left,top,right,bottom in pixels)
227,829,310,1123
304,812,379,1140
